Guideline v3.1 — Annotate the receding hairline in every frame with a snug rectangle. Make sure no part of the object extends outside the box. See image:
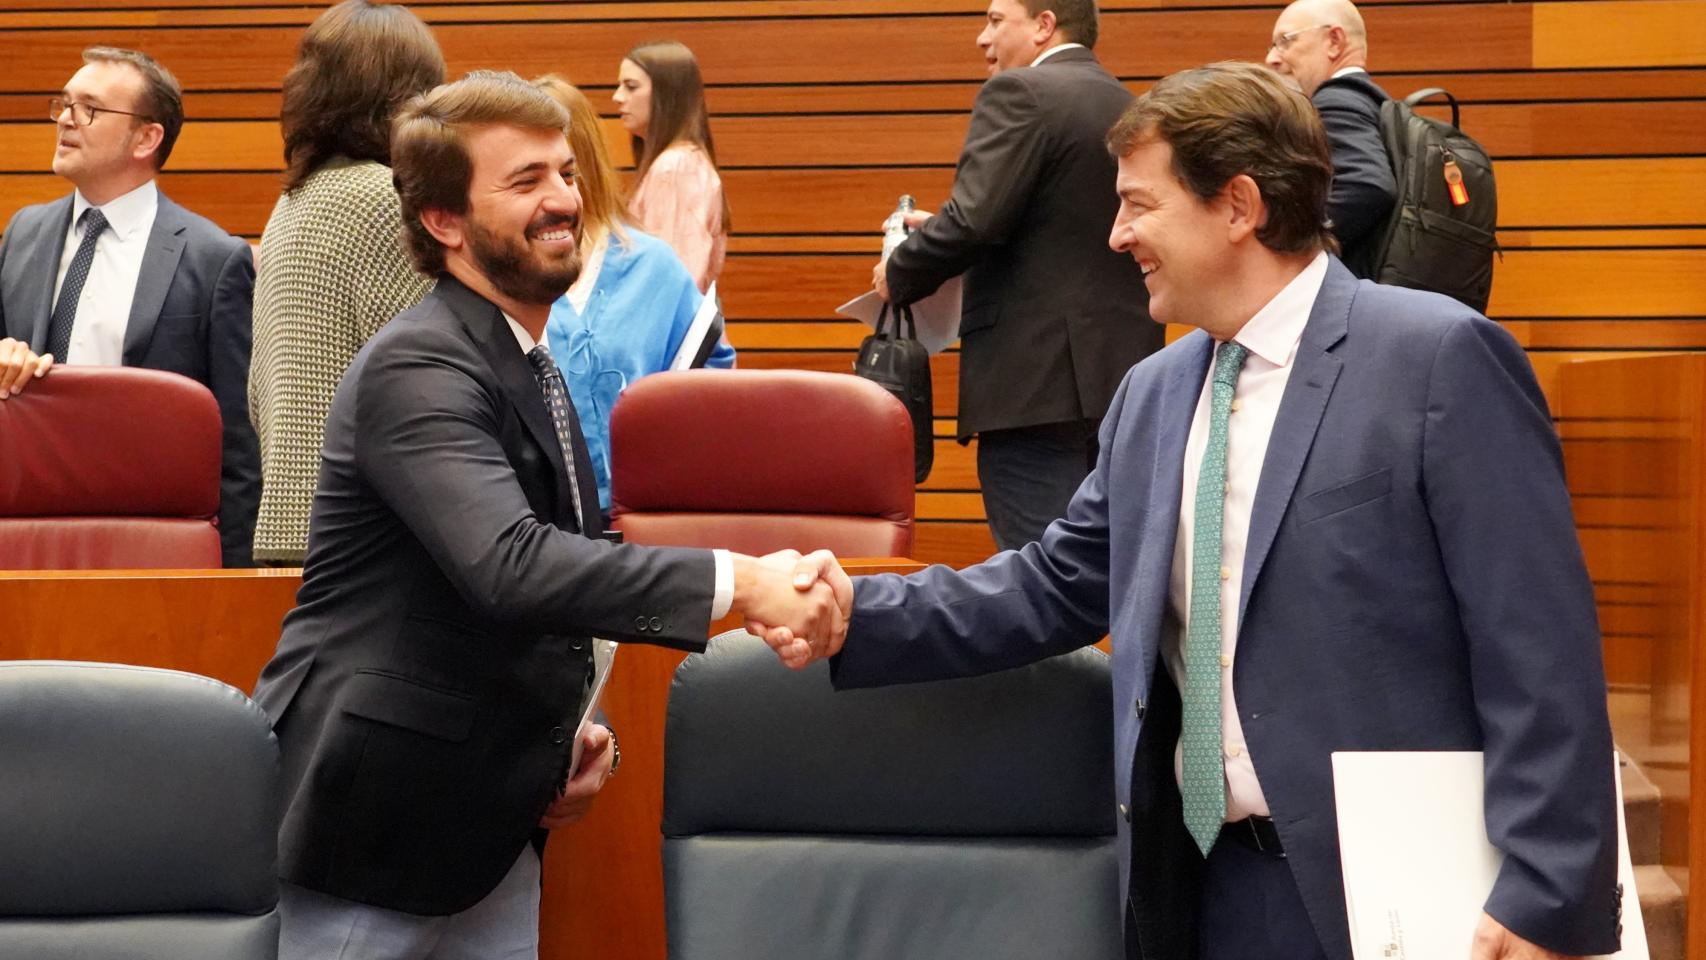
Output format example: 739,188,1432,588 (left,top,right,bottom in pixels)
1277,0,1366,41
